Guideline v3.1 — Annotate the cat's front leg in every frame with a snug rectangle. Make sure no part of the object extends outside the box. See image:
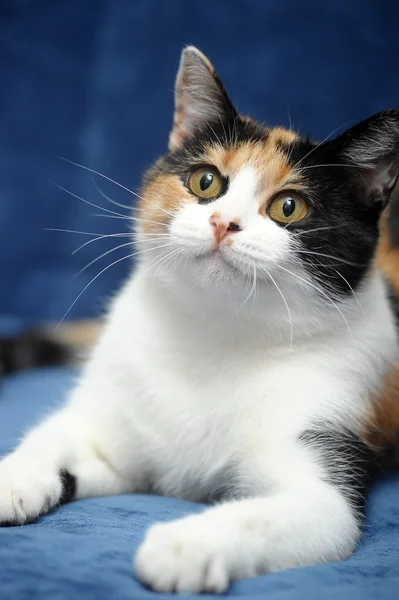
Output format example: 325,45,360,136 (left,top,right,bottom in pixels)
0,390,139,525
134,486,359,593
134,428,368,594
